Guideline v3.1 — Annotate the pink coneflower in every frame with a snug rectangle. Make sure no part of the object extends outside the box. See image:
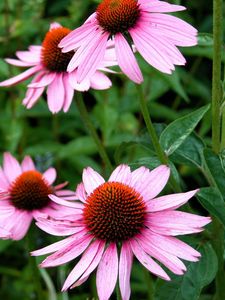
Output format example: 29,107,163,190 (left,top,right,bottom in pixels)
0,23,116,113
59,0,197,84
32,164,210,300
0,152,77,240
